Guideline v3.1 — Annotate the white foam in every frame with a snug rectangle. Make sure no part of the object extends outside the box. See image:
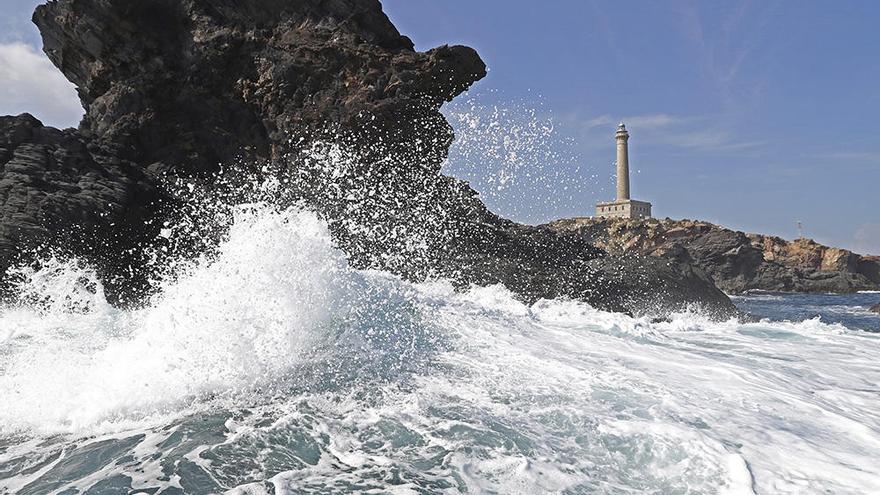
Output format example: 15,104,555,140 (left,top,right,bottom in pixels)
0,205,358,434
2,205,880,494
